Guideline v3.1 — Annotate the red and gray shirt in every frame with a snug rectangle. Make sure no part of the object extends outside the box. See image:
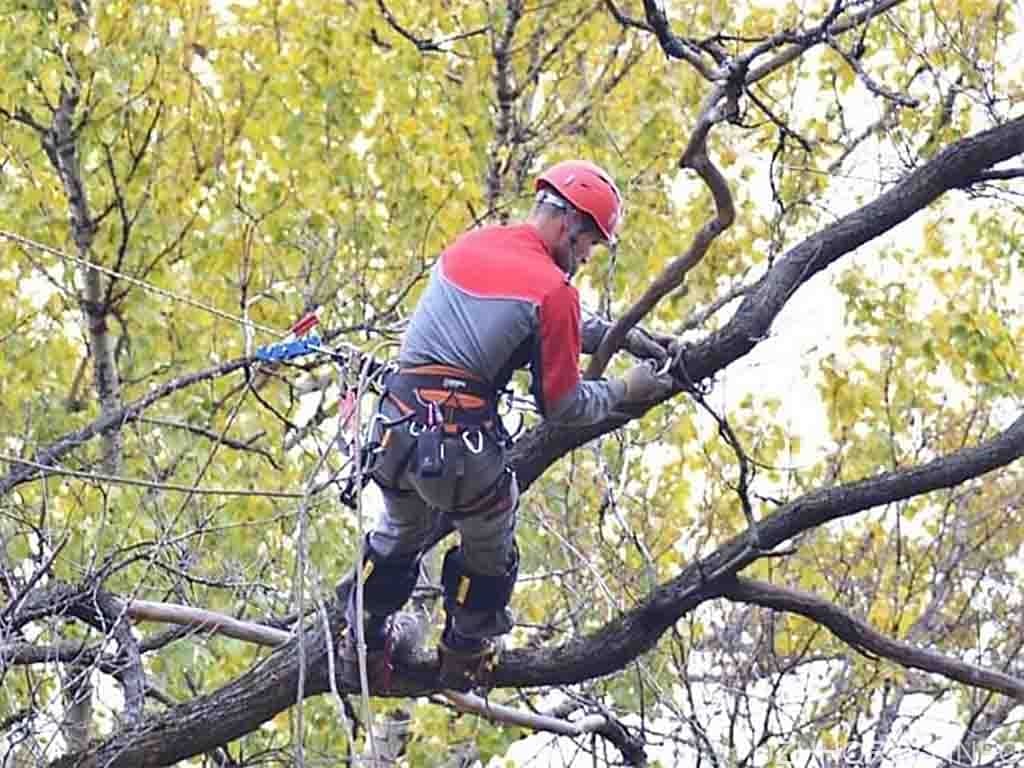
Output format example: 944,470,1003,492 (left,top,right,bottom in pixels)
400,224,626,425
